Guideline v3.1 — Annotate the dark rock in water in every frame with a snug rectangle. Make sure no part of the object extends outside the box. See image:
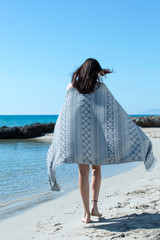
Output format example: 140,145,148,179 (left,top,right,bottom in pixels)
130,115,160,127
0,122,55,139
